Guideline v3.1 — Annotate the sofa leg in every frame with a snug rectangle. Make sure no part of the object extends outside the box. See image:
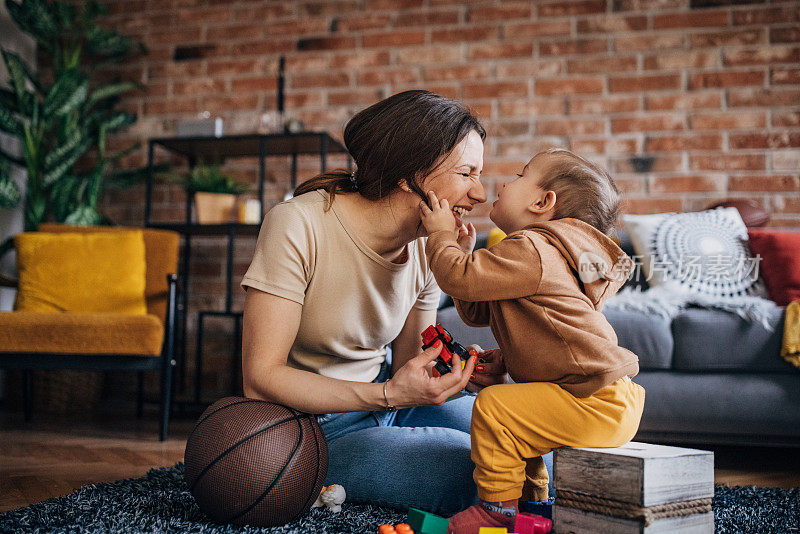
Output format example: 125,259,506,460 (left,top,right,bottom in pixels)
23,370,32,423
